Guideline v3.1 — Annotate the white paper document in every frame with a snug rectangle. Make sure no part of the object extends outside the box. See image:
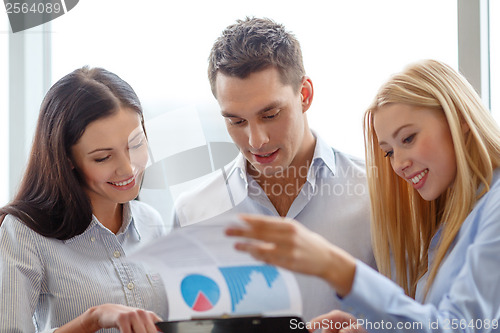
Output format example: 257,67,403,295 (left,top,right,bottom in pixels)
128,216,302,321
